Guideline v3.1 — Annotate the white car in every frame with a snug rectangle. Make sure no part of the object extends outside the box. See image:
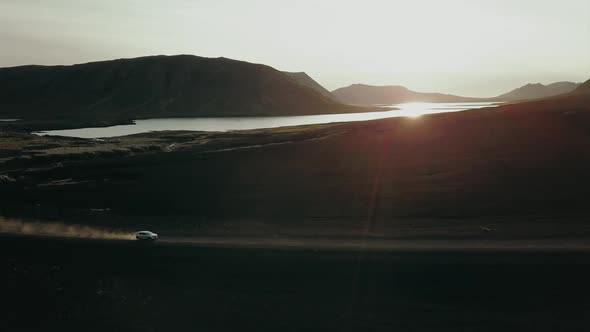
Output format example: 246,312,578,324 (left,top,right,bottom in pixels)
135,231,158,241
